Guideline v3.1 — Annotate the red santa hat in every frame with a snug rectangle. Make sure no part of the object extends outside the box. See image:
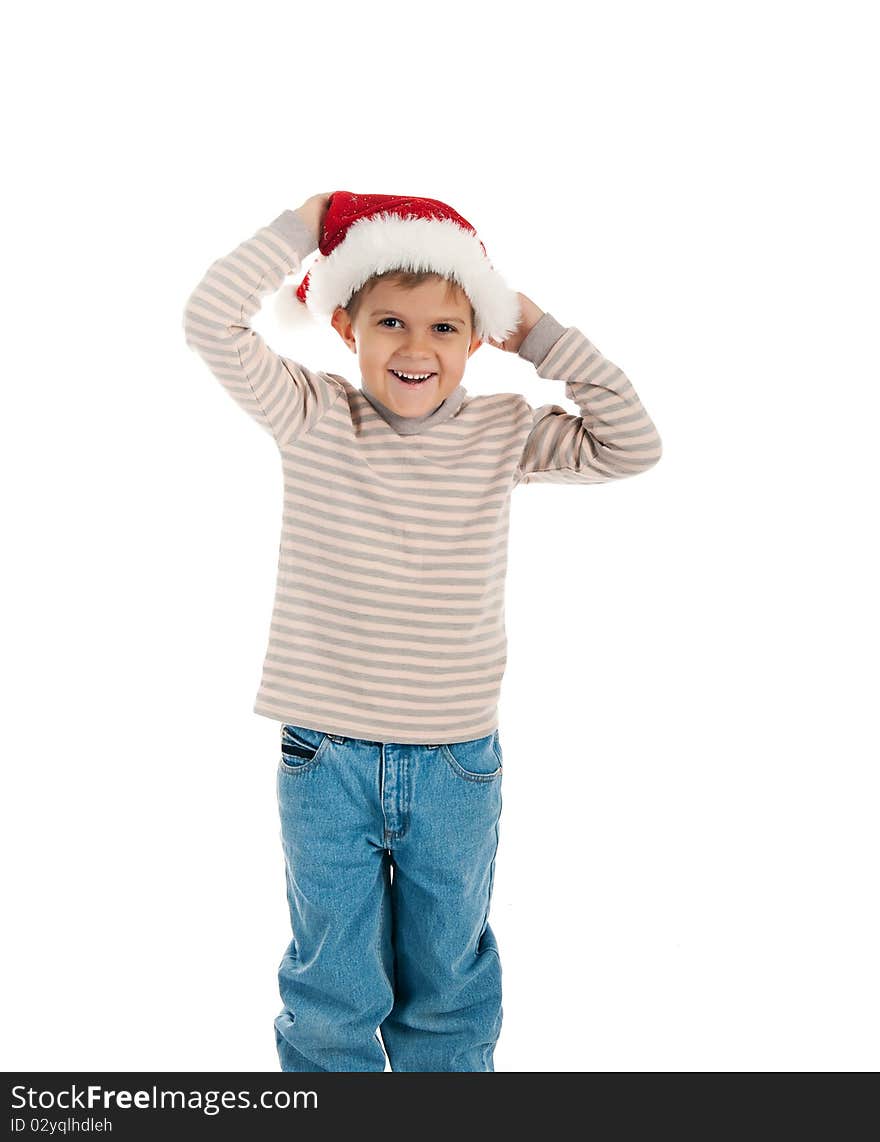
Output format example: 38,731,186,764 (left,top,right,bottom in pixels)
274,191,521,344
